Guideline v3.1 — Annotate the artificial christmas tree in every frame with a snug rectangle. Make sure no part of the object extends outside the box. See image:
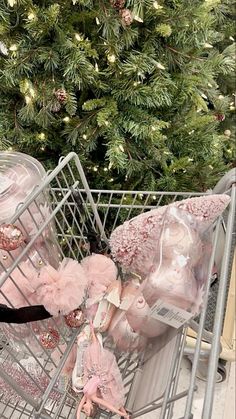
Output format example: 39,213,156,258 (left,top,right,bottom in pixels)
0,0,235,192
